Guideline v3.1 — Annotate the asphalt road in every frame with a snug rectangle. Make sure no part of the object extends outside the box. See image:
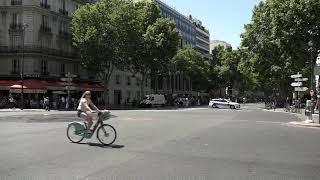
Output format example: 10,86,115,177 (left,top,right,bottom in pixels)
0,104,319,180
